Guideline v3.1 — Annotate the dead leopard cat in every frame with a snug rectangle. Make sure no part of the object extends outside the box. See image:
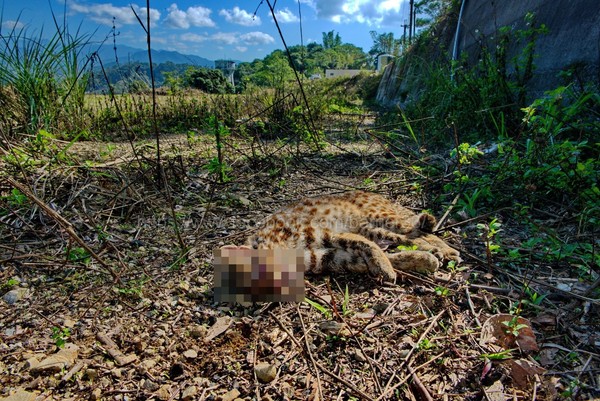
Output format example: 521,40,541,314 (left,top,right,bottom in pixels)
232,191,460,282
